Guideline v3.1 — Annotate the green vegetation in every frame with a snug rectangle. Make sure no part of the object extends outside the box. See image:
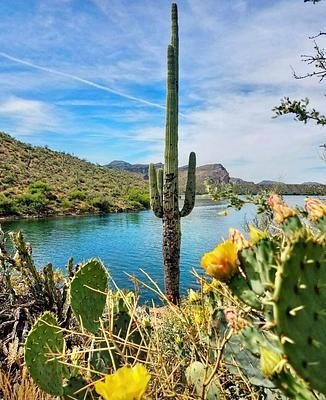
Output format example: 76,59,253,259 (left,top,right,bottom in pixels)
208,182,326,200
0,132,149,218
1,193,325,398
